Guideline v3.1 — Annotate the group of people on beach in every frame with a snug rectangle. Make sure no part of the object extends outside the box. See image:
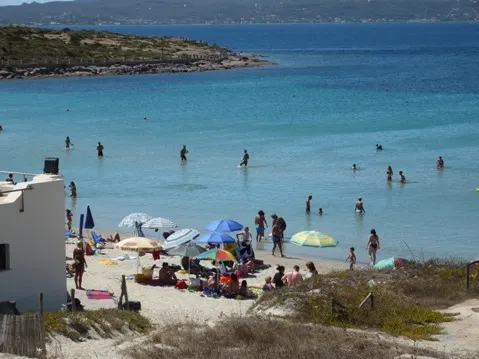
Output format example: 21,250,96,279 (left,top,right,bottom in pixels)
254,210,287,257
